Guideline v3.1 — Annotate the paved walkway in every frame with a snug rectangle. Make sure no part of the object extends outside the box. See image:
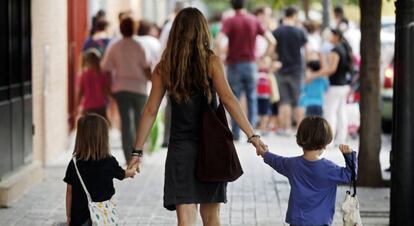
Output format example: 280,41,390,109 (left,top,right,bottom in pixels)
0,131,391,226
